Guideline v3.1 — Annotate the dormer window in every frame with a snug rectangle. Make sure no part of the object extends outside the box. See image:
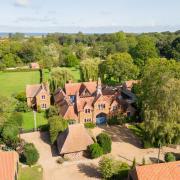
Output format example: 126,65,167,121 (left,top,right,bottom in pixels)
85,109,90,113
42,95,45,99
